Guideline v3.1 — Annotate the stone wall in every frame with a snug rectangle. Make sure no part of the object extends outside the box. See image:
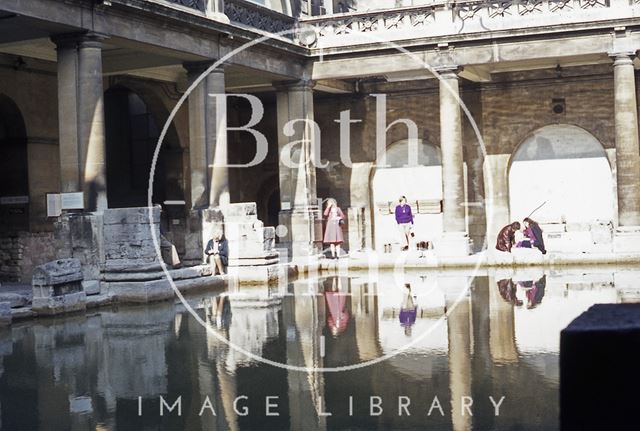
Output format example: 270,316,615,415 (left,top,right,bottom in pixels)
312,65,617,251
0,231,57,283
